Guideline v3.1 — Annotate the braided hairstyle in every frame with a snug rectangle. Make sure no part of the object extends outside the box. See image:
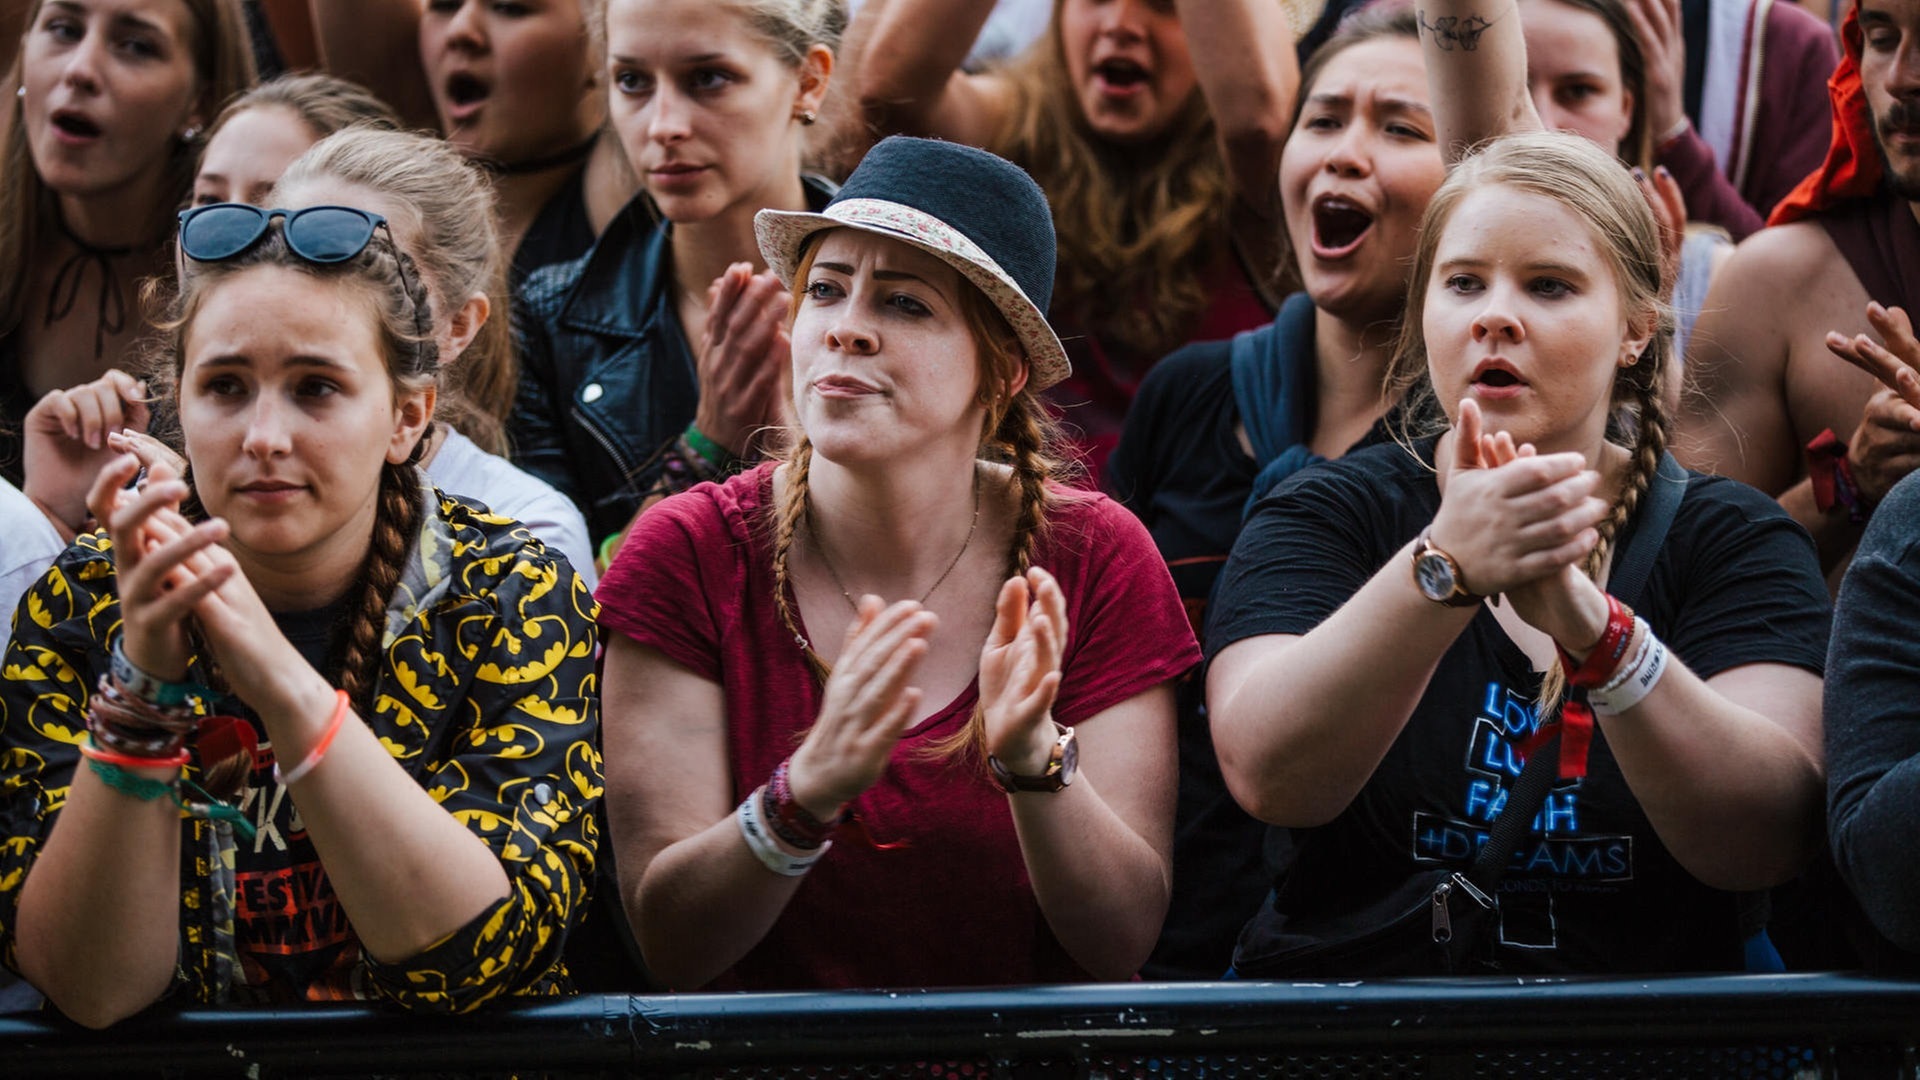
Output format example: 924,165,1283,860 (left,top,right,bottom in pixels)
1384,130,1673,720
146,222,440,721
767,236,1070,735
